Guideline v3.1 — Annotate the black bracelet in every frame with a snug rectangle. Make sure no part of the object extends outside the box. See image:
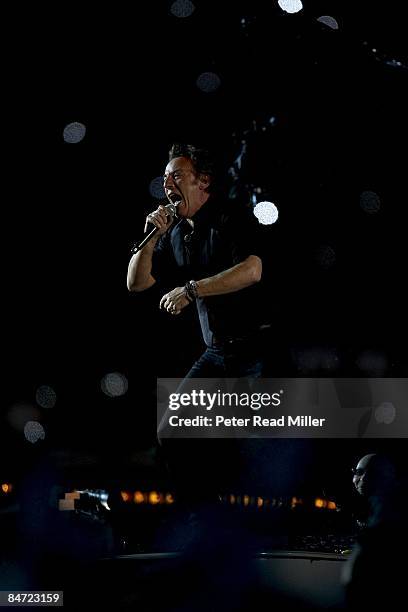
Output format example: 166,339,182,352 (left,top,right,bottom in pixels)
184,286,193,302
184,280,199,301
188,280,199,298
